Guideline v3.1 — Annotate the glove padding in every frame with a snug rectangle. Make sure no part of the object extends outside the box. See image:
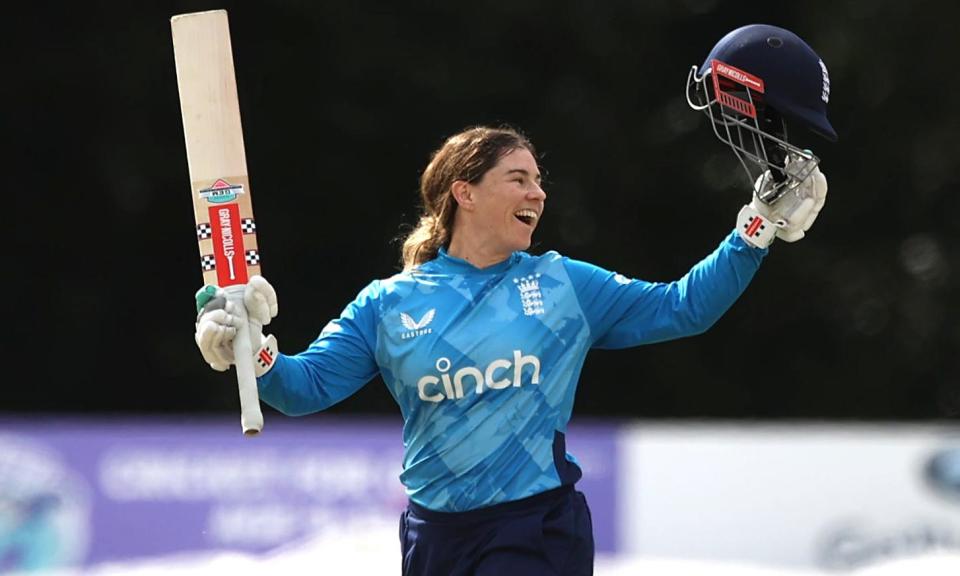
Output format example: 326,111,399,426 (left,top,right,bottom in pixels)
738,158,828,248
244,275,278,326
194,275,279,375
195,300,242,372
